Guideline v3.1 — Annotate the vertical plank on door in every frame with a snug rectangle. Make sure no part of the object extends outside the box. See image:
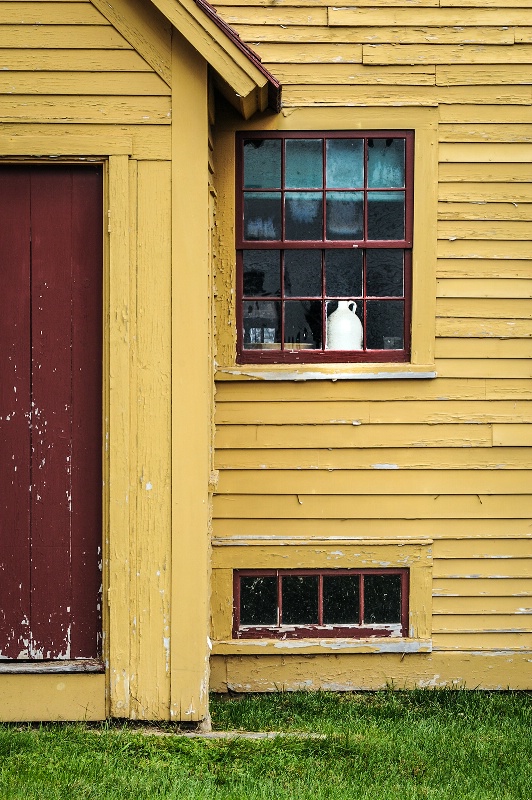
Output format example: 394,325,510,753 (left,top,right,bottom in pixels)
30,168,76,658
0,168,32,658
70,167,103,659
